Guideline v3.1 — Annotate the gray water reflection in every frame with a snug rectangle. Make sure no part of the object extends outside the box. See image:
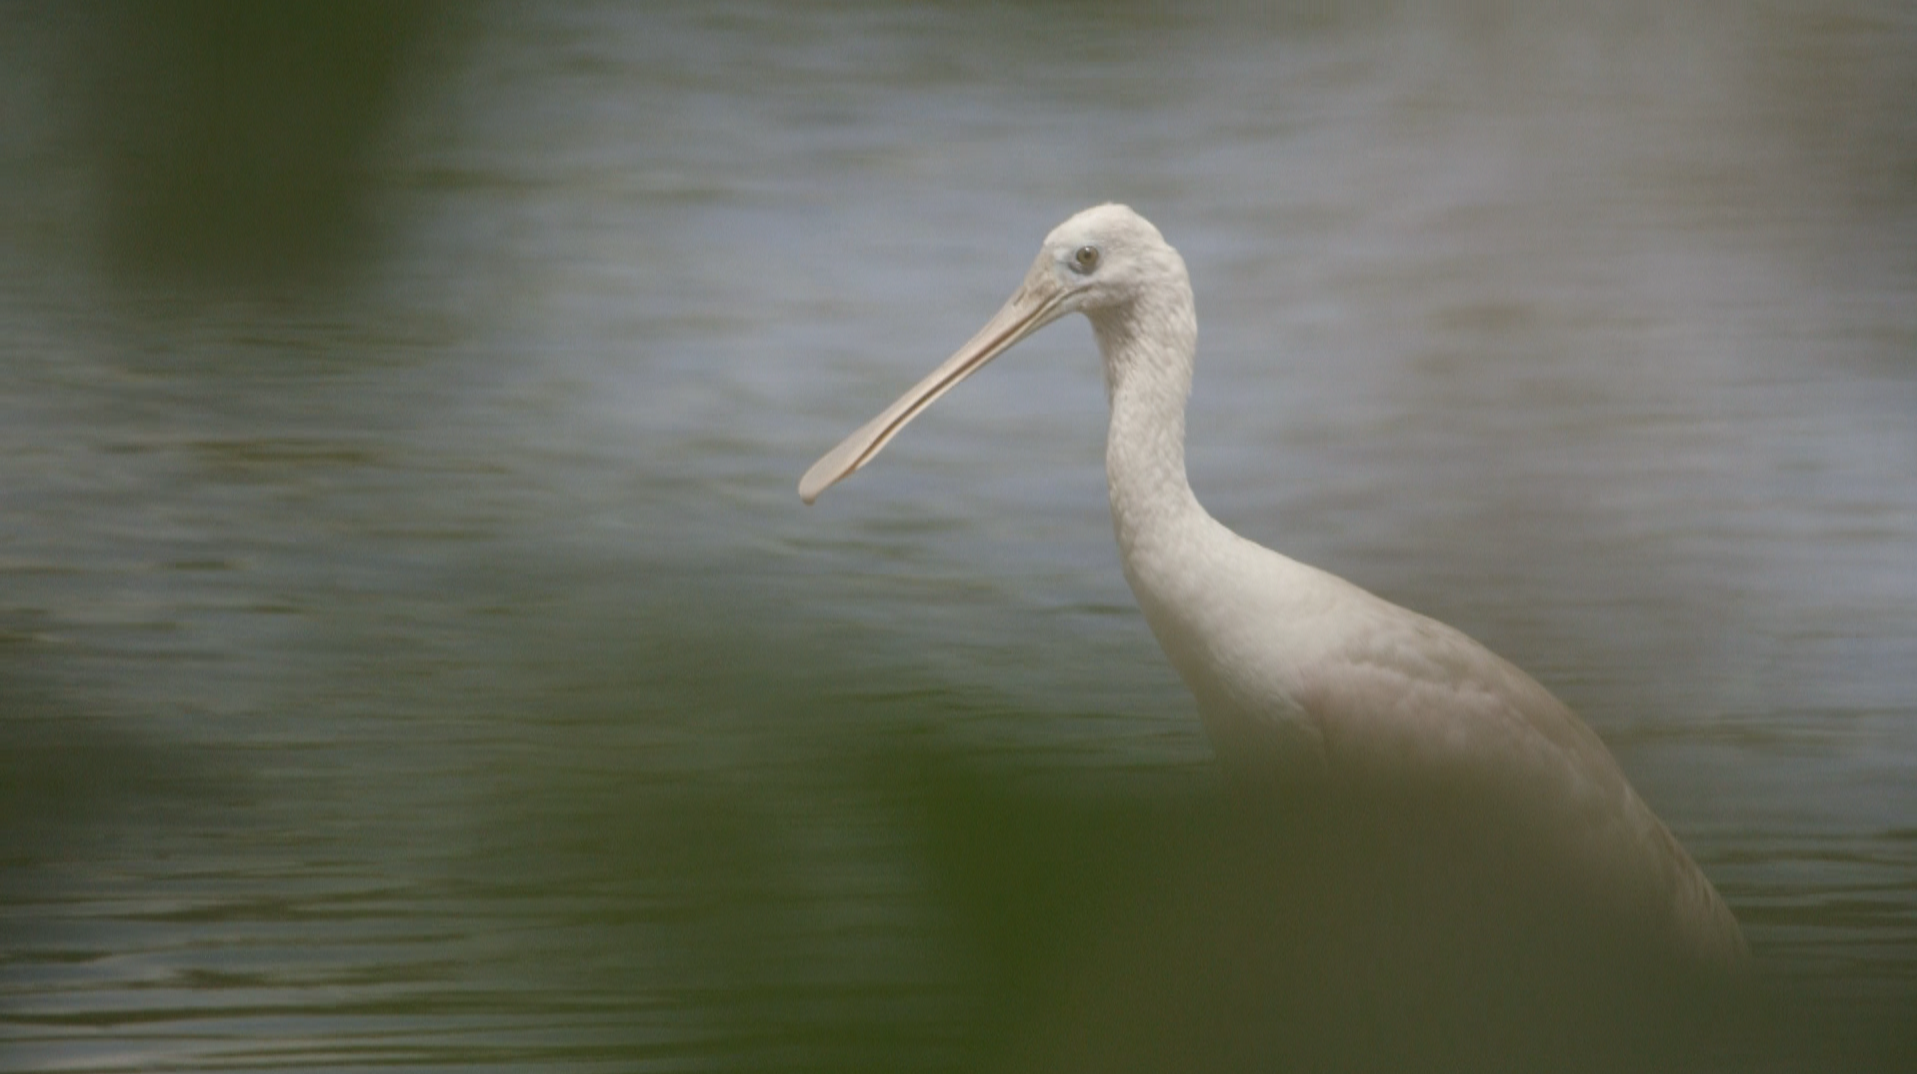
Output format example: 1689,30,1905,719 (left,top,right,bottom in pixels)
2,1,1914,1070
